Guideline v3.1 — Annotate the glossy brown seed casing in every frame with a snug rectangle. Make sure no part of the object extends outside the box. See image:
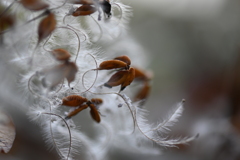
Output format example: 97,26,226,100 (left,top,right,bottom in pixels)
38,12,56,44
114,55,131,66
99,60,128,70
88,103,101,123
91,98,103,105
120,67,135,91
62,95,88,107
104,70,128,88
65,104,88,119
72,5,97,16
104,68,135,91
